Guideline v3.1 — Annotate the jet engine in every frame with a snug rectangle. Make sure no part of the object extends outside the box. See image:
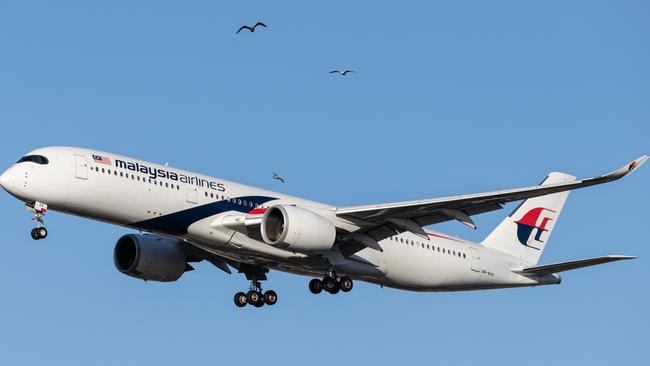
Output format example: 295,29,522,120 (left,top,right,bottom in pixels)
113,234,188,282
260,205,336,252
